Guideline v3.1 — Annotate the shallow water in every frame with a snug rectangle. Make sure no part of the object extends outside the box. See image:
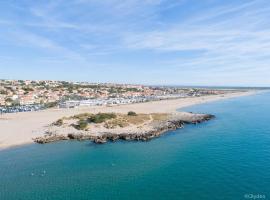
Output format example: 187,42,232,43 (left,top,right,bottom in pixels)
1,92,270,200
